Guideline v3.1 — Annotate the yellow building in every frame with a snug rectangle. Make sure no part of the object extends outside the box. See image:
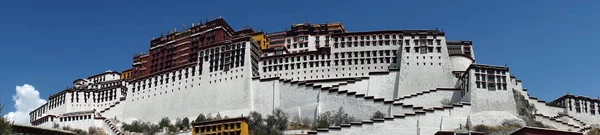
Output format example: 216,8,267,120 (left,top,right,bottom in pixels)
192,117,249,135
251,32,270,50
121,69,133,80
